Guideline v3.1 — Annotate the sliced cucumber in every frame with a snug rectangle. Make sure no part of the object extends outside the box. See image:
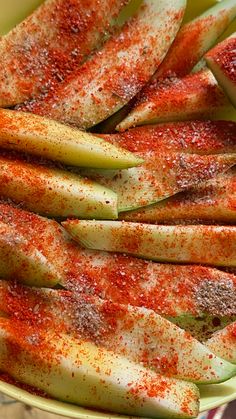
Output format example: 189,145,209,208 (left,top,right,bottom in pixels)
205,33,236,108
21,0,186,129
105,120,236,155
0,109,142,169
78,163,168,212
118,0,236,130
78,152,236,212
114,305,236,384
0,222,60,287
0,318,200,418
0,0,130,107
158,0,236,78
0,203,78,286
60,249,236,322
0,156,118,219
1,282,235,385
206,322,236,363
63,220,236,267
117,69,233,130
120,169,236,224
